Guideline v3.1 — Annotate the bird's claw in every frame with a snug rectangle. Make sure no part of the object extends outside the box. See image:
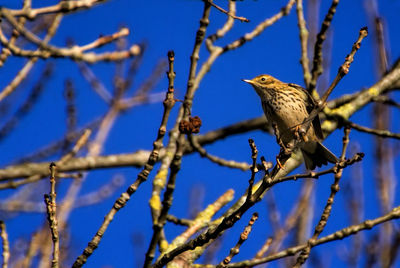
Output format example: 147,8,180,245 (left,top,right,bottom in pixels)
294,125,308,142
276,156,285,170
